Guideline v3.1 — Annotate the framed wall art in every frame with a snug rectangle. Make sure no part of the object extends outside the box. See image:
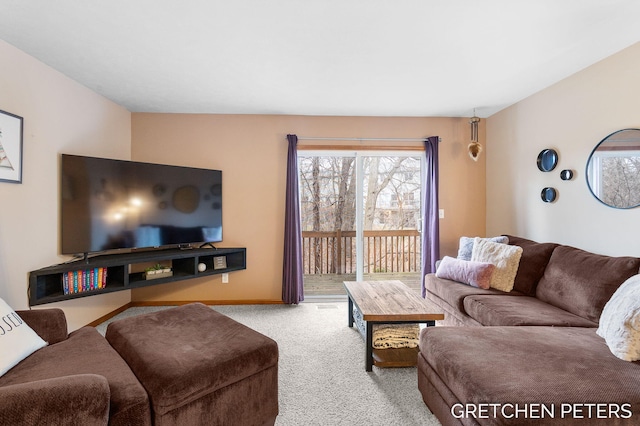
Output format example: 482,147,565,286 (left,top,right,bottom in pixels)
0,109,24,184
